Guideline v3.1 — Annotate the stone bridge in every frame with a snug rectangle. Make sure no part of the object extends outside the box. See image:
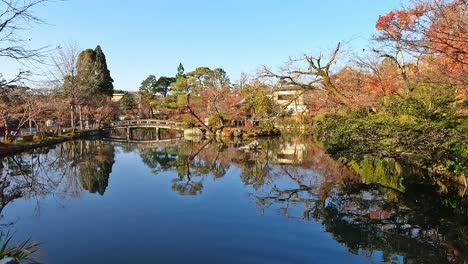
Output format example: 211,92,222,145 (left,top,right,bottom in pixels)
106,119,184,130
103,119,184,141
